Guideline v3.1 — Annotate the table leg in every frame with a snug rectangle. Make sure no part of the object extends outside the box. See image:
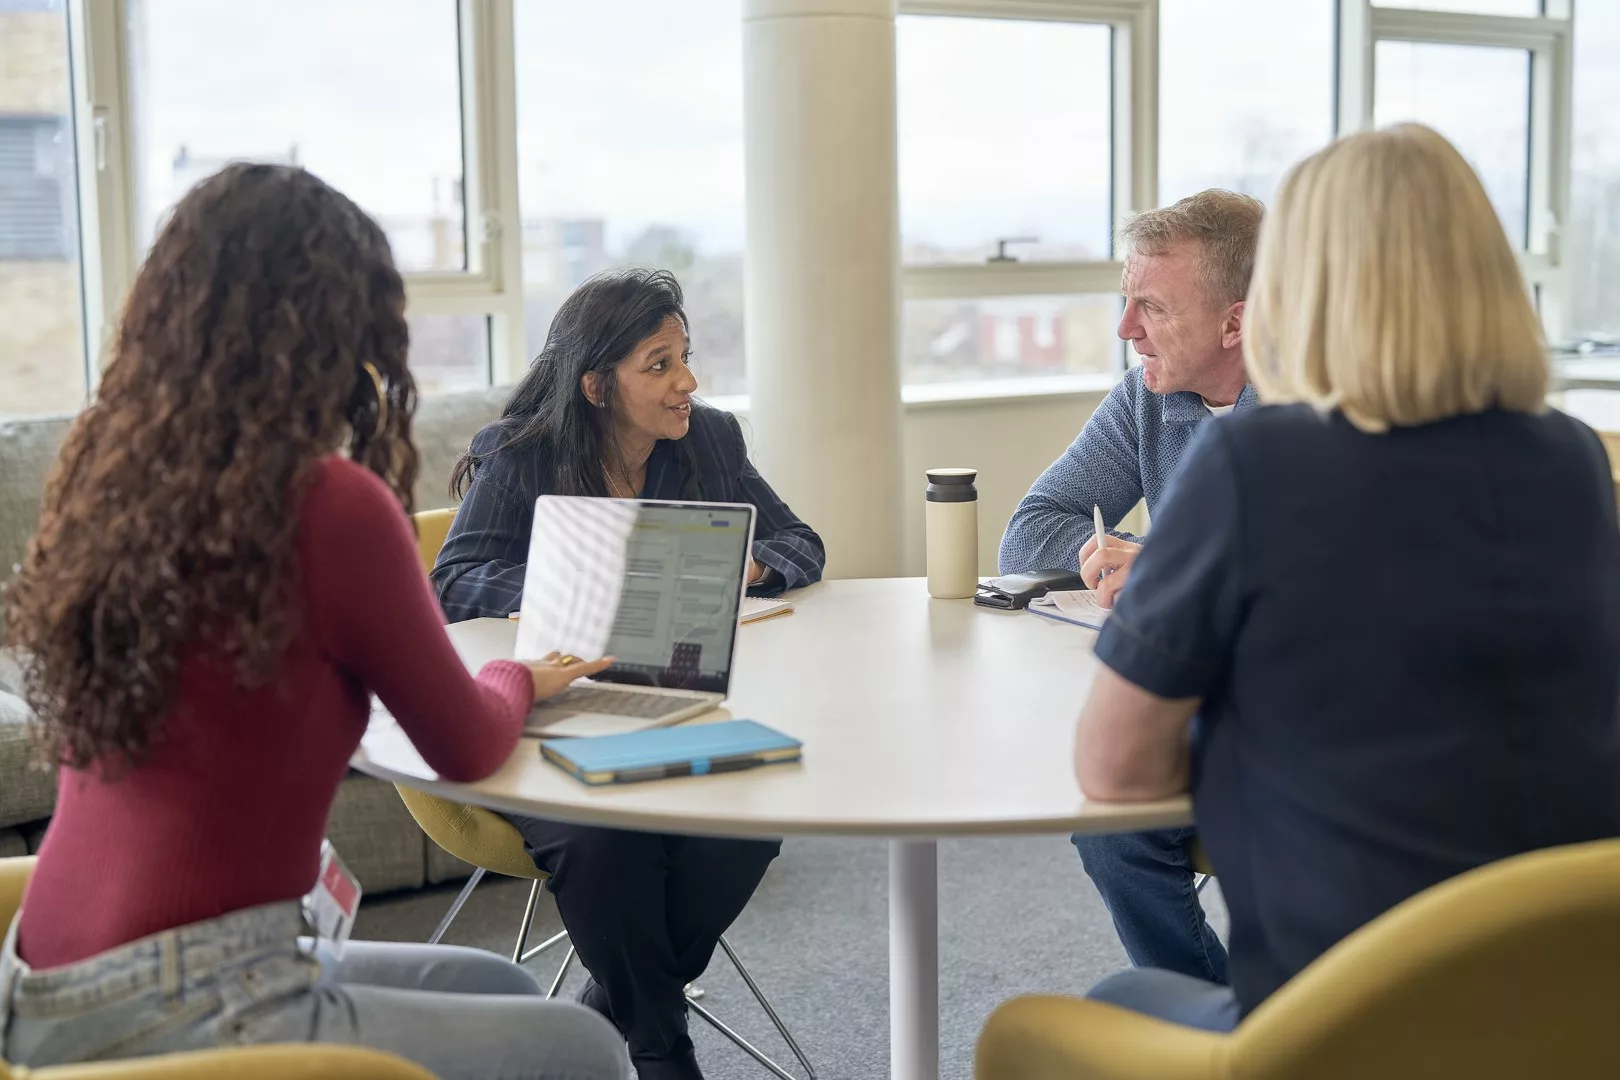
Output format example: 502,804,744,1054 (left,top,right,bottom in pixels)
890,838,939,1080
